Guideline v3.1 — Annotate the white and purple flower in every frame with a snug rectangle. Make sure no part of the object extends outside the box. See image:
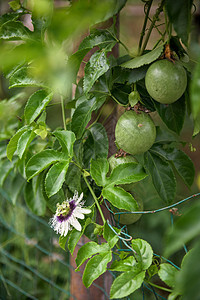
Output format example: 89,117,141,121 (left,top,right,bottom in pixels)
49,191,91,237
